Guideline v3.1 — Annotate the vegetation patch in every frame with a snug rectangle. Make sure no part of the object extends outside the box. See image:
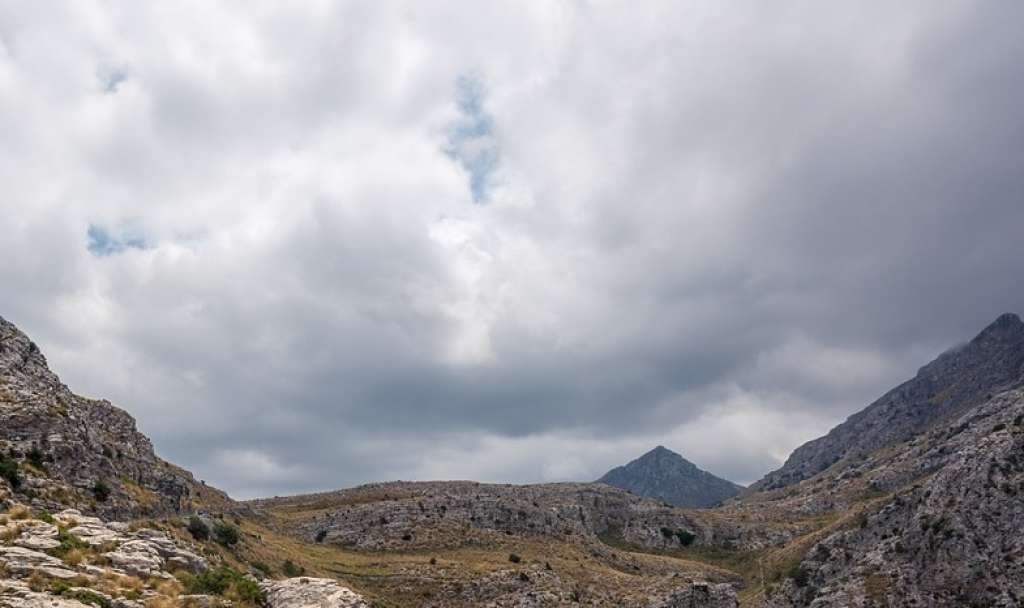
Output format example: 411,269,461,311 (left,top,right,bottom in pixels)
214,521,242,547
0,457,21,489
180,566,265,604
